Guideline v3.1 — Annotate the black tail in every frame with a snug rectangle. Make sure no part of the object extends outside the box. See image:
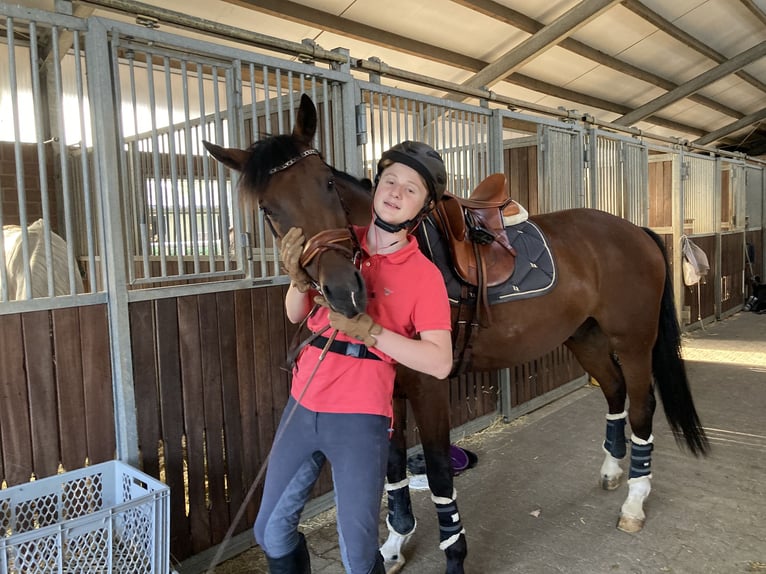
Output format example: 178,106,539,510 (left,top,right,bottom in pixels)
644,229,709,456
